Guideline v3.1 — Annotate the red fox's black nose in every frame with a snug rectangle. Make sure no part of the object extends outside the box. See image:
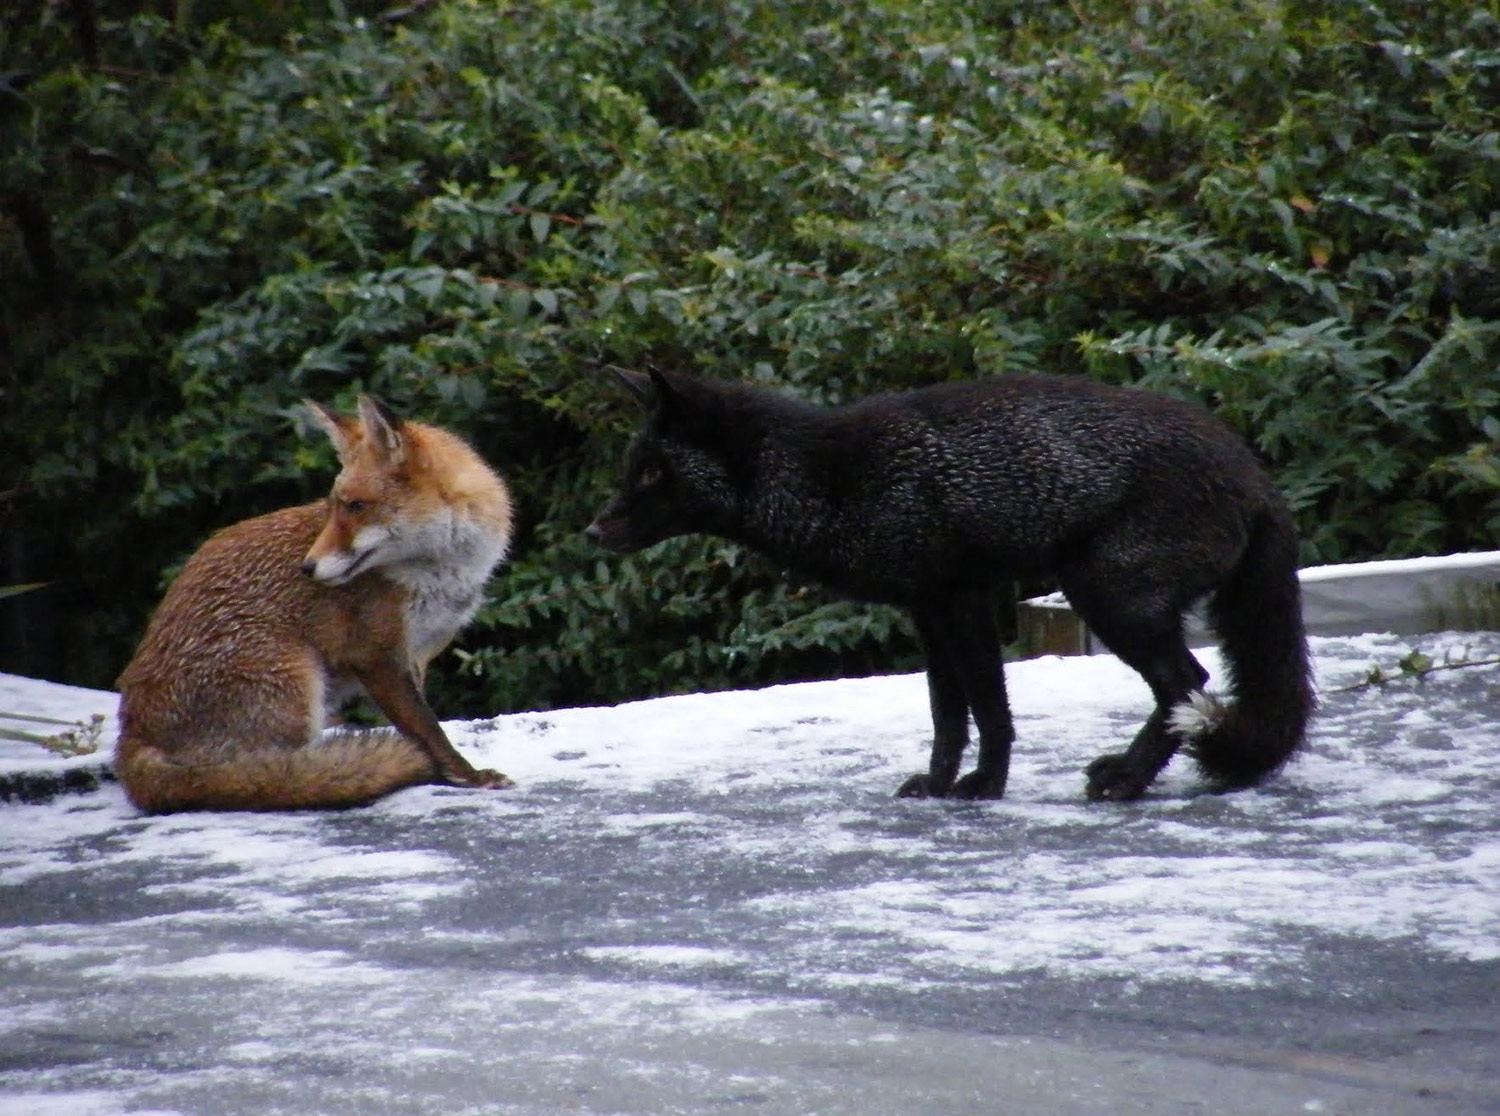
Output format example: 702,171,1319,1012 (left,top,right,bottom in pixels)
300,560,317,578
